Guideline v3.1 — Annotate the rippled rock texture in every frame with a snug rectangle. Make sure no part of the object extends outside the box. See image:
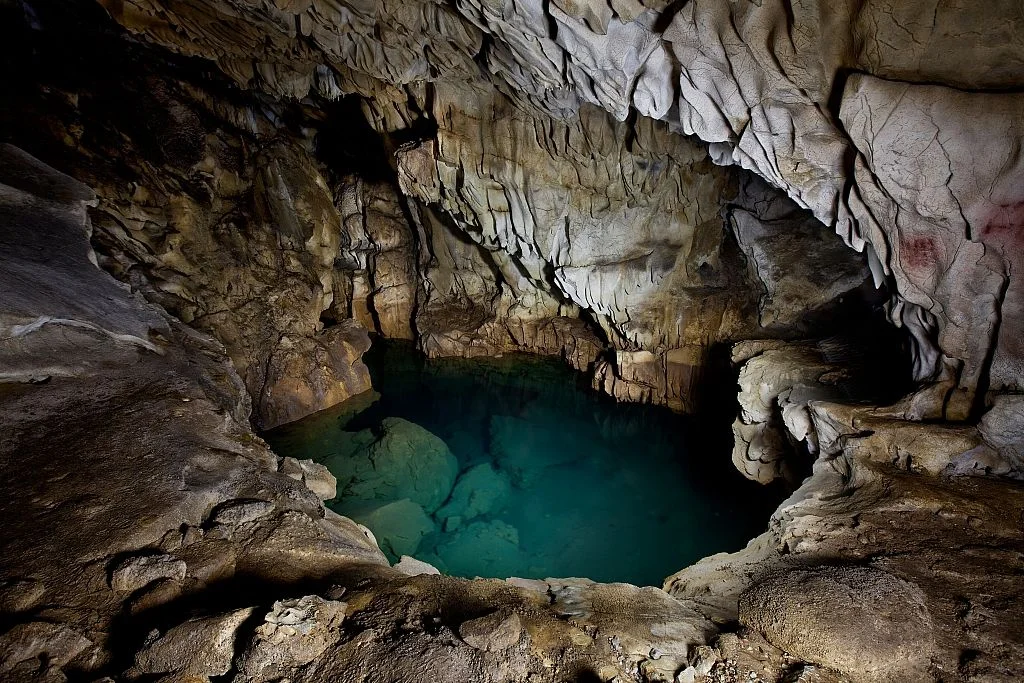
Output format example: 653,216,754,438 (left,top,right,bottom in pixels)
6,0,896,425
85,0,1024,423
